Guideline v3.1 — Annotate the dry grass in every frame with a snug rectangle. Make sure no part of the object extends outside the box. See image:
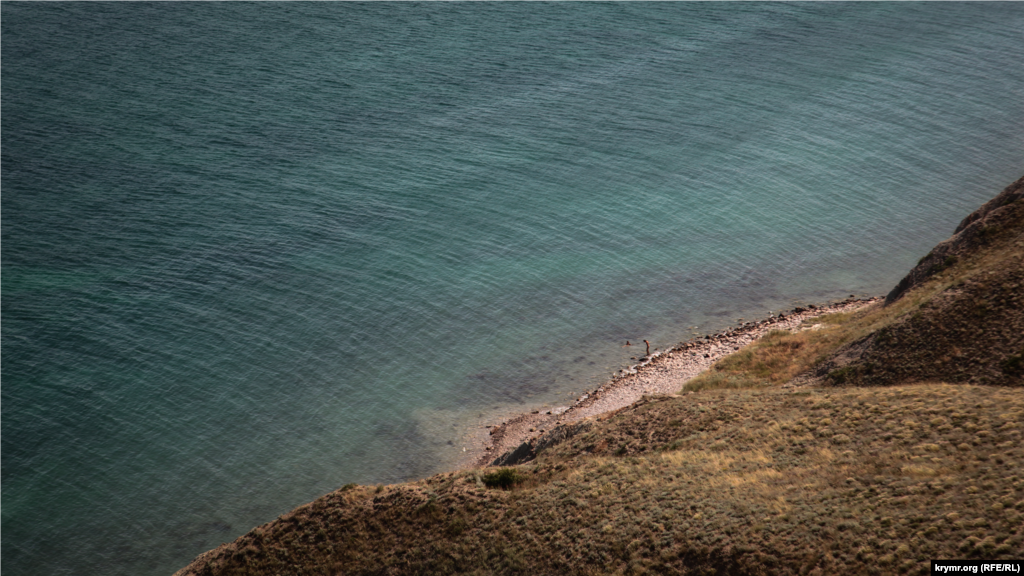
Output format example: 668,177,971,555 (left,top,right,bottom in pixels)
683,317,861,392
178,384,1024,576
